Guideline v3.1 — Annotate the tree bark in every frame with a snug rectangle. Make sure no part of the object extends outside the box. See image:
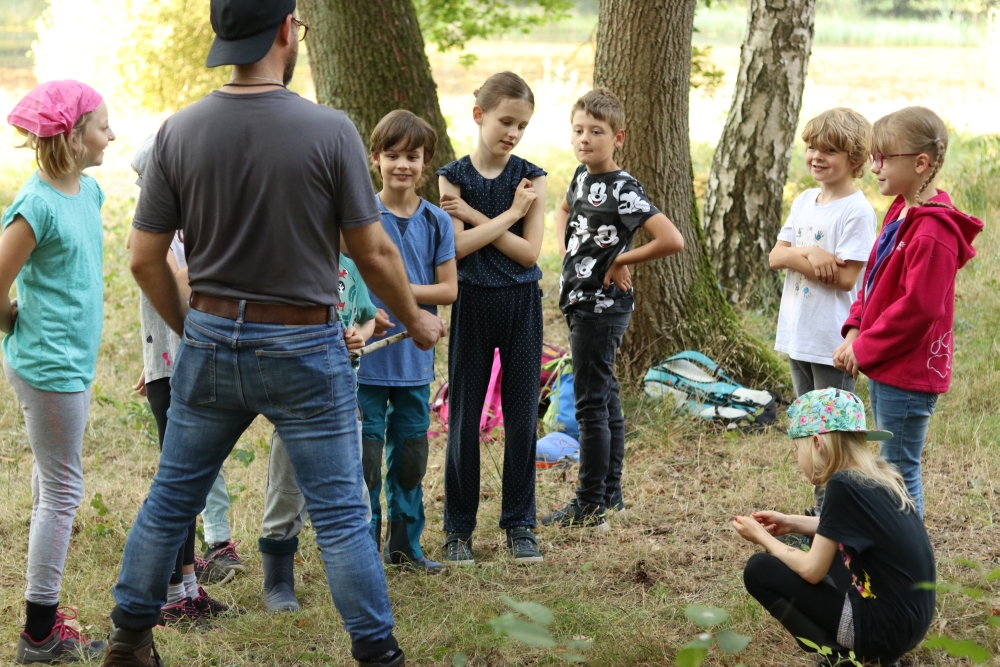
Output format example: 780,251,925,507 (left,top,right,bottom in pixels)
595,0,787,388
298,0,455,202
704,0,817,306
